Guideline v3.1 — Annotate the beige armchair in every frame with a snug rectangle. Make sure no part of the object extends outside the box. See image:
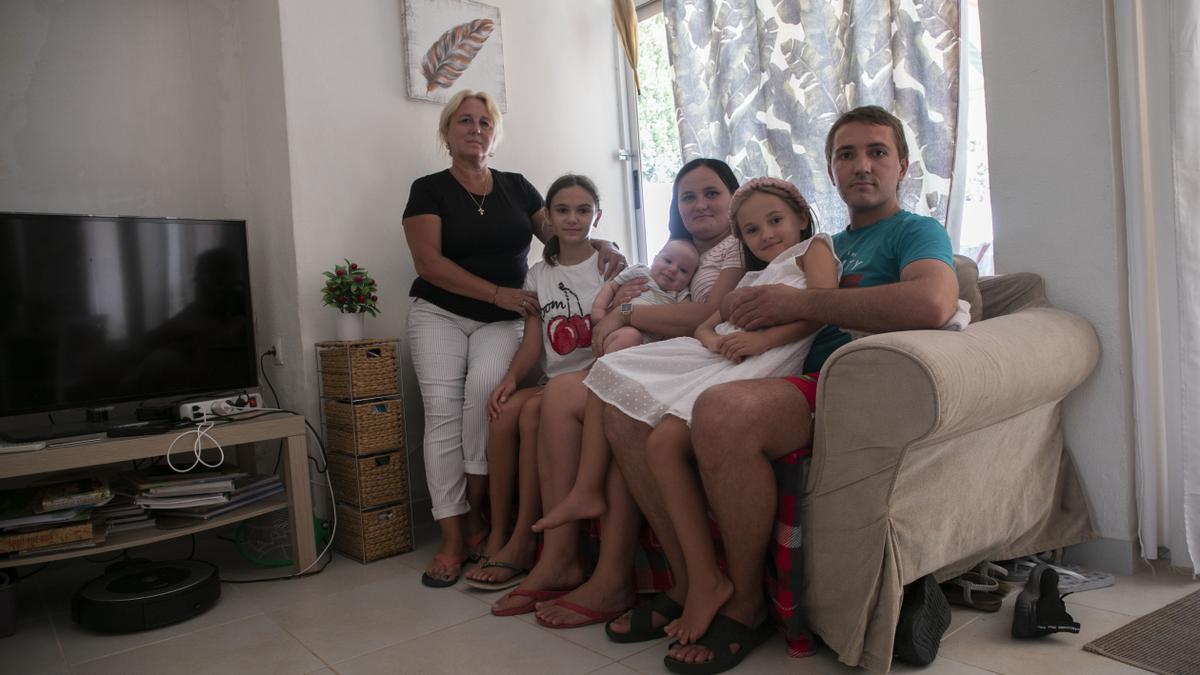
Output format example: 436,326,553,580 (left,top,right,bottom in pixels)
801,263,1099,671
